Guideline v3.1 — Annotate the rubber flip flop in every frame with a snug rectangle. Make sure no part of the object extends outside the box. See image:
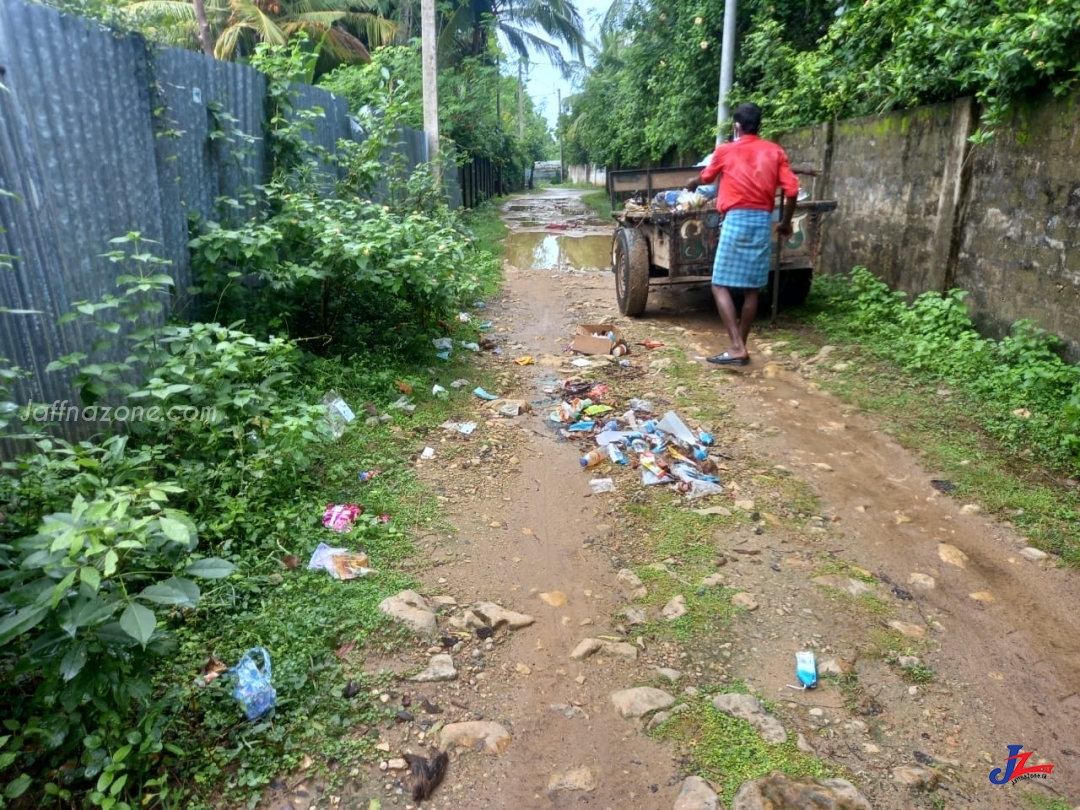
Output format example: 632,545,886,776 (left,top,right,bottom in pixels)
706,352,750,366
